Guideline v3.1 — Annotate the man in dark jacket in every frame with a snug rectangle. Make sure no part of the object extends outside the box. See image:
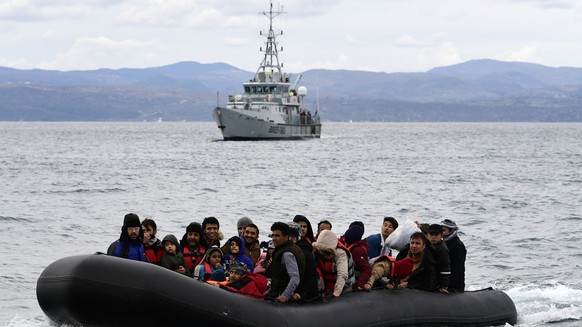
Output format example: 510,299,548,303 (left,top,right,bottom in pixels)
265,222,305,303
441,219,466,292
426,224,451,293
107,213,147,262
396,232,438,291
